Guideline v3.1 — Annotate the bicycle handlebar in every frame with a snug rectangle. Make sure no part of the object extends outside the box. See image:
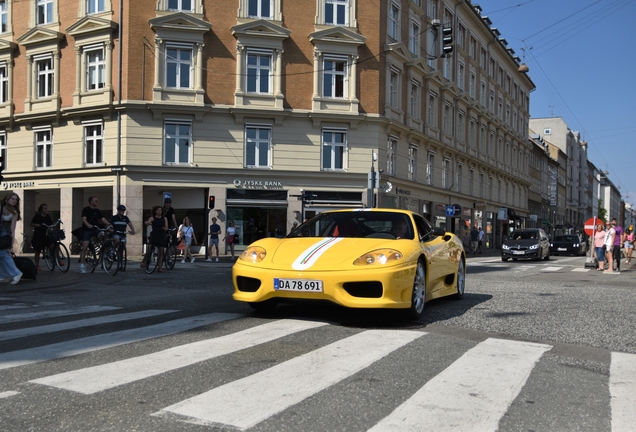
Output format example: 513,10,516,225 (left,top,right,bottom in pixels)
42,219,63,229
